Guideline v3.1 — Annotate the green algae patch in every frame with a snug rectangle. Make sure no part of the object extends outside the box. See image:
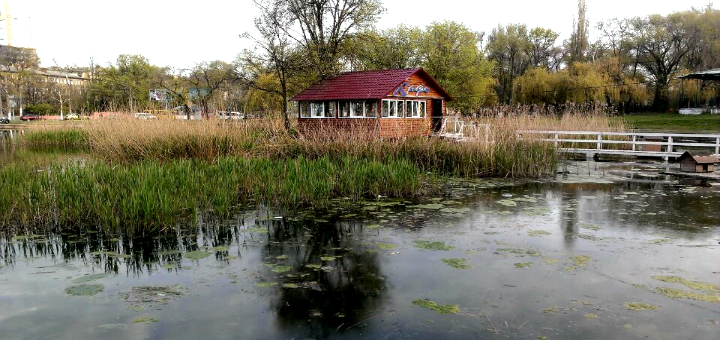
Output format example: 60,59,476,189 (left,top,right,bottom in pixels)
528,230,551,237
72,273,110,283
320,256,336,261
497,199,517,207
132,316,159,324
648,238,672,244
185,251,211,260
66,284,104,296
514,262,532,268
656,287,720,303
542,306,560,314
412,299,460,314
494,248,541,257
157,250,183,256
571,255,590,267
625,302,658,311
544,258,559,265
440,207,471,213
210,246,229,252
377,243,397,250
410,203,445,210
305,264,321,270
256,282,278,288
271,265,292,273
415,241,454,251
161,264,177,270
580,224,602,231
584,313,599,319
242,227,267,233
651,276,720,293
282,283,299,289
367,224,382,229
442,258,471,270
